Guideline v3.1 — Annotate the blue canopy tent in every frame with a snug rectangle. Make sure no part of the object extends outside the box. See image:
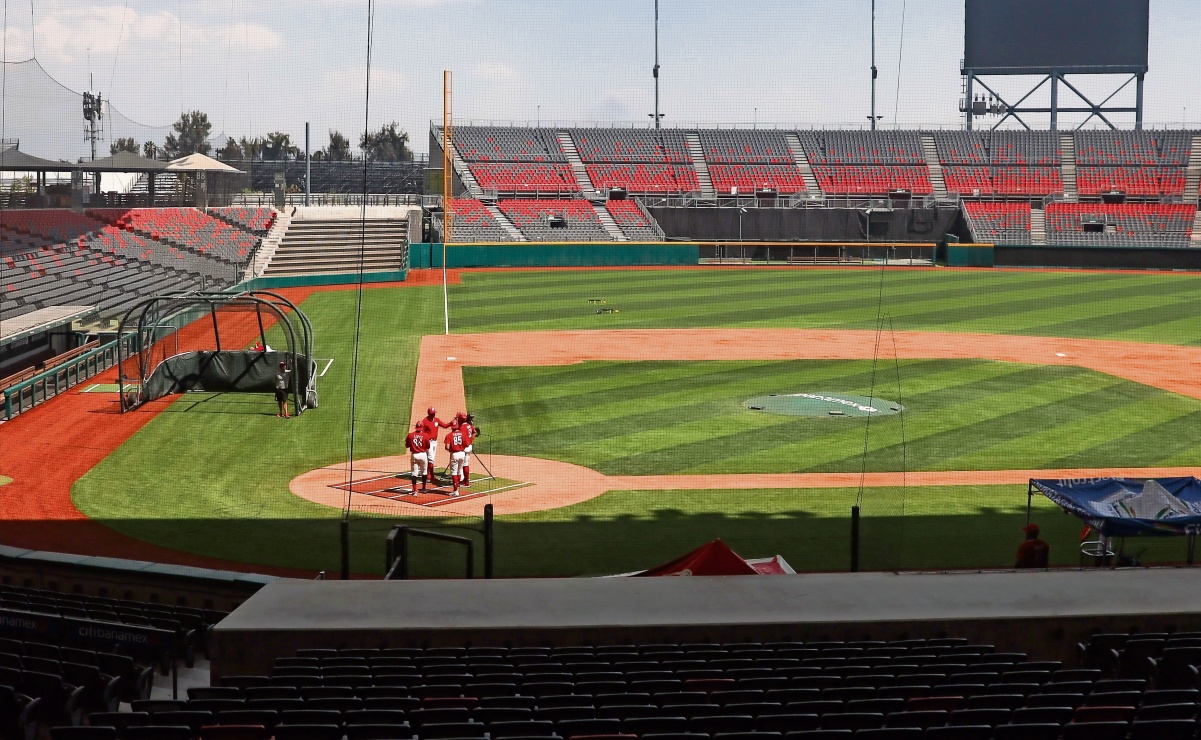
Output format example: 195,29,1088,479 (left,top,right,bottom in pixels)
1028,477,1201,565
